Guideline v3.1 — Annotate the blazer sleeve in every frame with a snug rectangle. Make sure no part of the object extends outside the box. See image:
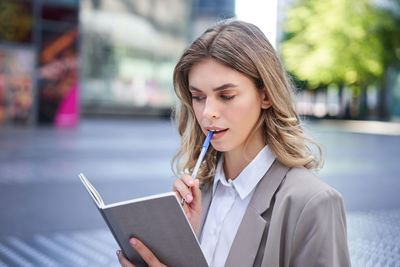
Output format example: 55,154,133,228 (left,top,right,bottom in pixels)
290,189,351,267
